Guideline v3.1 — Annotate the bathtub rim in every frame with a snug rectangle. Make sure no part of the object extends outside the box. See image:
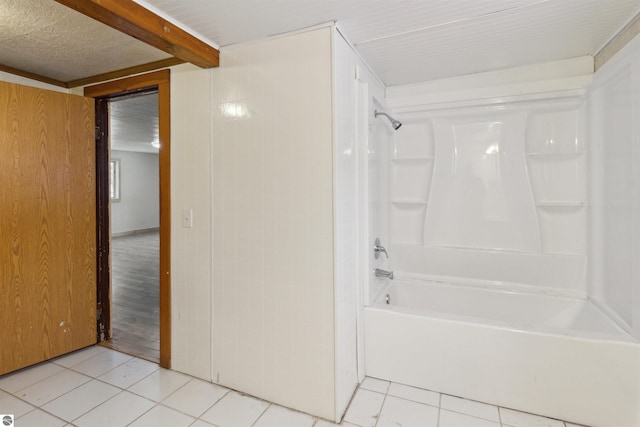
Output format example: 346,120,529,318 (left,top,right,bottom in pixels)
363,304,640,427
369,276,636,343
